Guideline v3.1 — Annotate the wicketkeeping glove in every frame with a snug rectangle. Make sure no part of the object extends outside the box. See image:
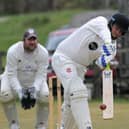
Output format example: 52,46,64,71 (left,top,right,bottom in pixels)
28,87,37,108
18,87,37,110
21,88,32,110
